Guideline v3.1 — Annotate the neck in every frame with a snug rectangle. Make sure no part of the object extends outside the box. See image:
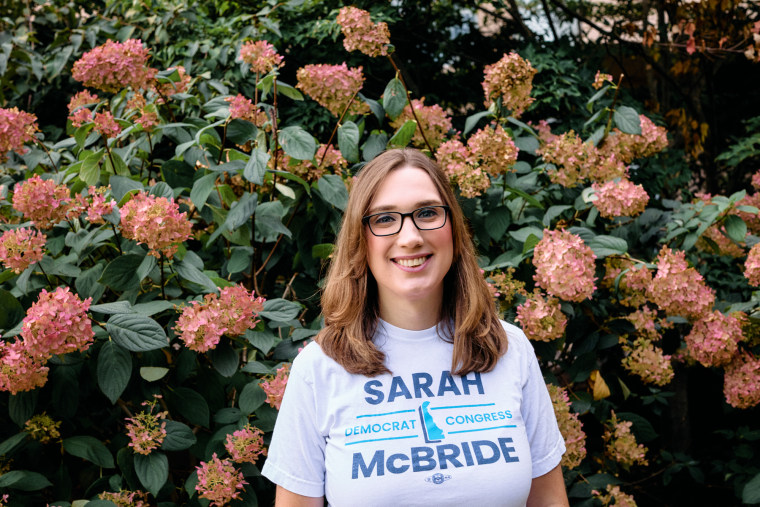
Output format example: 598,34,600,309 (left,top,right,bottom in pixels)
377,293,442,330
